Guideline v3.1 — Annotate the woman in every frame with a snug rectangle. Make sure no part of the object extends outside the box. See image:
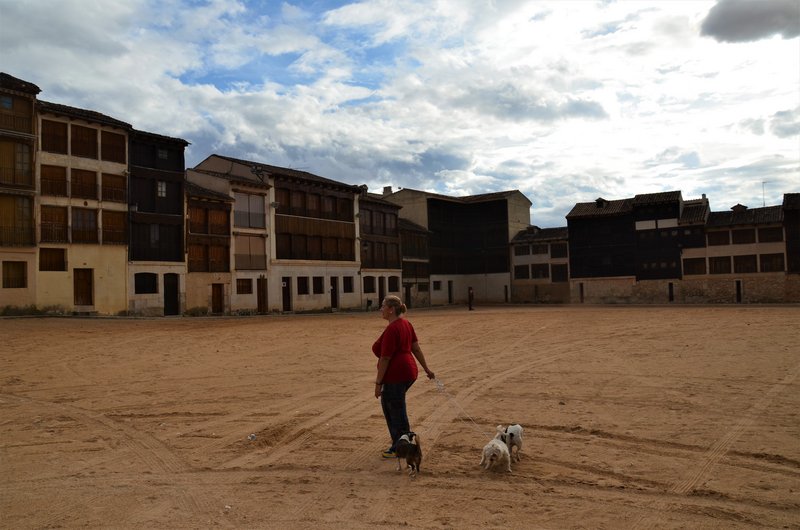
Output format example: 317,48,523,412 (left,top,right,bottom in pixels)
372,295,435,458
